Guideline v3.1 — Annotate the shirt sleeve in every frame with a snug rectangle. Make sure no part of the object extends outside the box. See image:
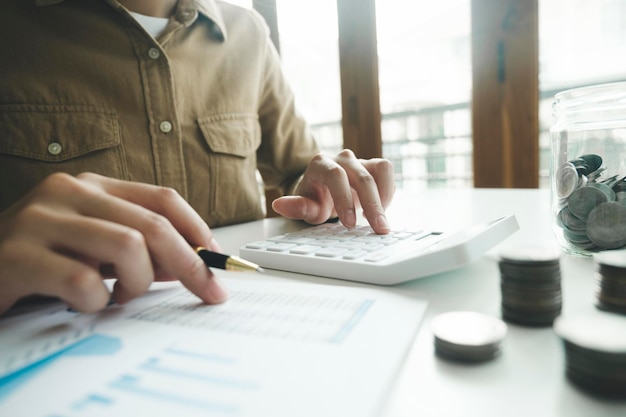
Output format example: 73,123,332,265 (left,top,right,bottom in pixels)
252,13,320,195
